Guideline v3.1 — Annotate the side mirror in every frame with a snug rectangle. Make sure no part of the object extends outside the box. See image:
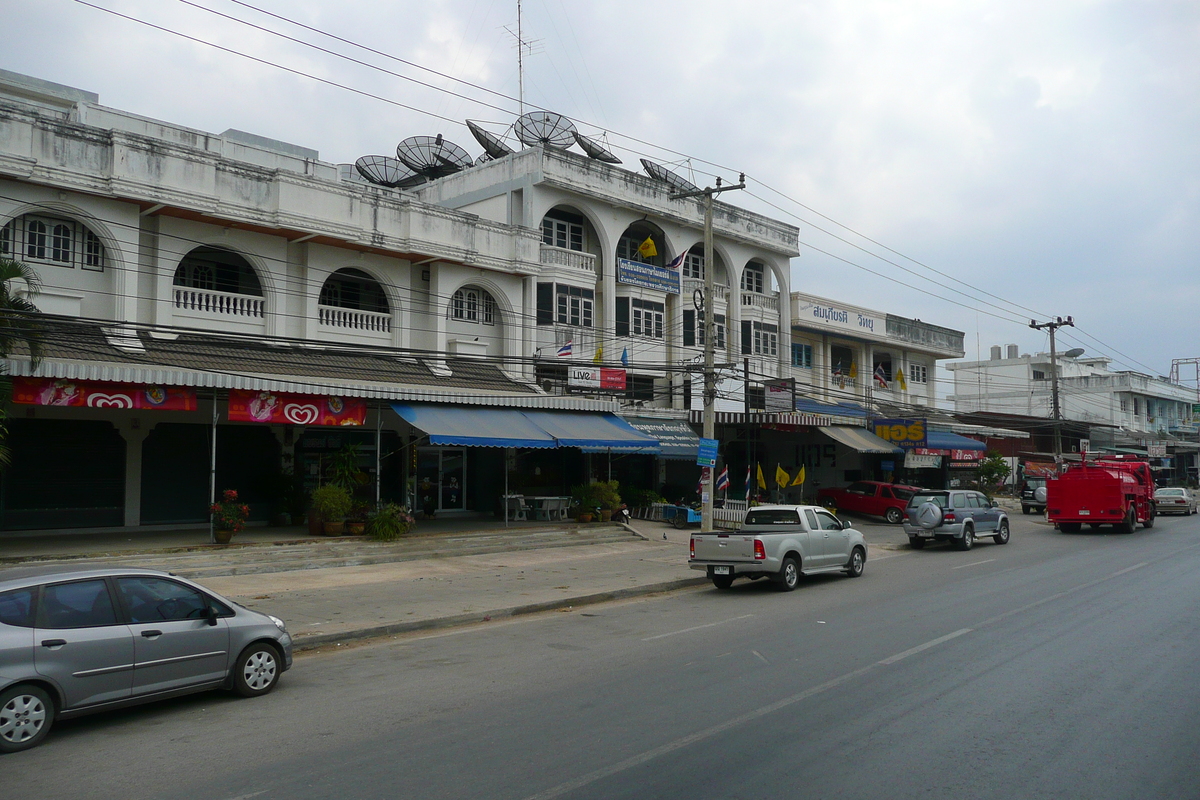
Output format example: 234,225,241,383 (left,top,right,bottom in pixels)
205,604,219,627
991,500,1000,508
841,519,852,529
